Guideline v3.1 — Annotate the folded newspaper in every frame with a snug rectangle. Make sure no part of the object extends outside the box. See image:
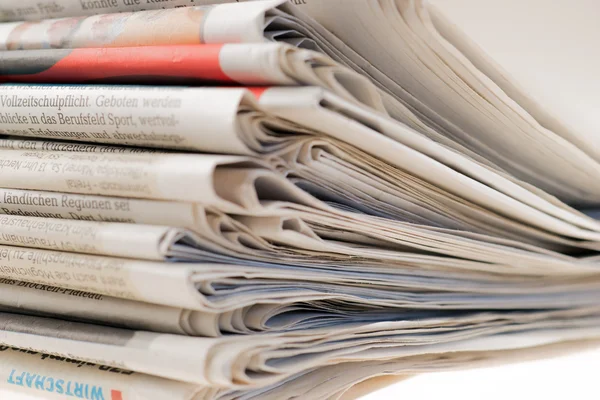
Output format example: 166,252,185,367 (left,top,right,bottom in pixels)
0,0,599,399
